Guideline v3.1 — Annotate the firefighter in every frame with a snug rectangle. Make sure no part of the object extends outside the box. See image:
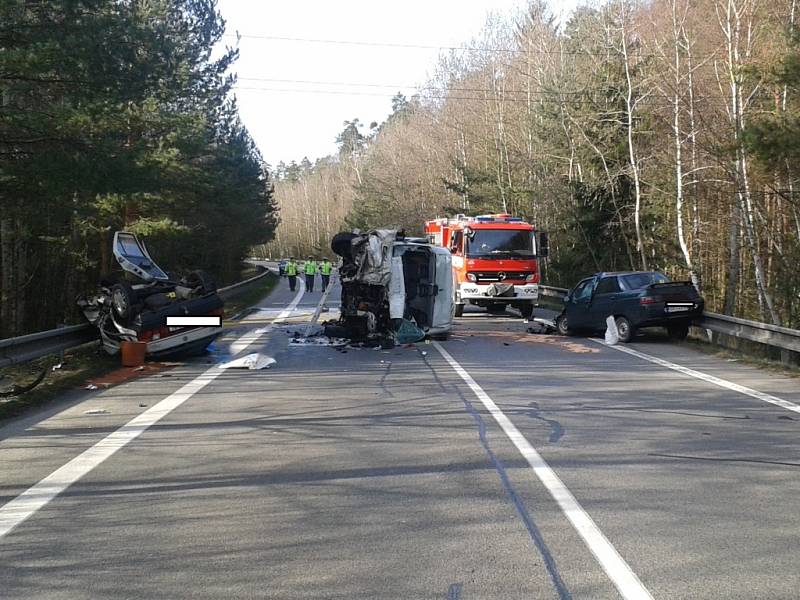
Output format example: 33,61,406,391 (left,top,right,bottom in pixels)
285,257,298,291
319,257,333,291
304,255,317,292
